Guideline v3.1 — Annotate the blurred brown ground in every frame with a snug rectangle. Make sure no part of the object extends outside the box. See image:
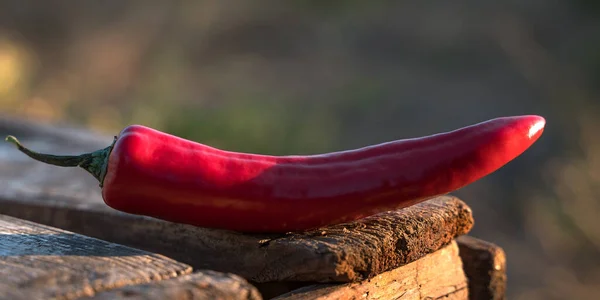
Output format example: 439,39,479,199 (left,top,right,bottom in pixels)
0,1,599,299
